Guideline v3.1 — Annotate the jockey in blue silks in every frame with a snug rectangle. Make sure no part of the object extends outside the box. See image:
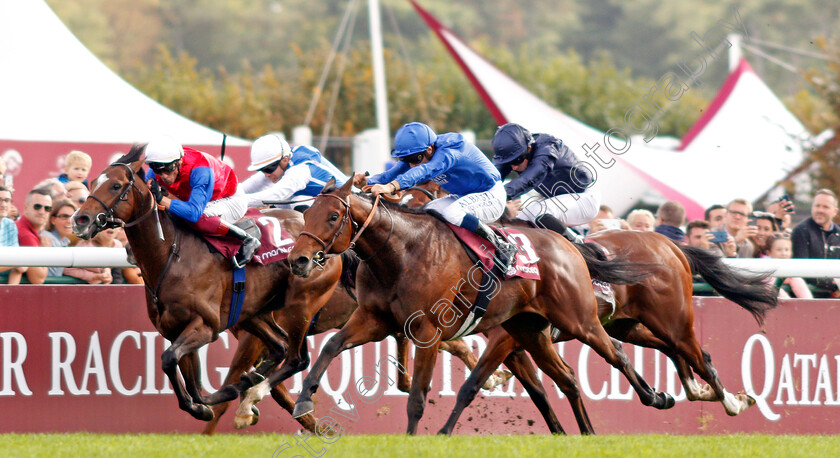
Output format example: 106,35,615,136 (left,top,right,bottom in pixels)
241,134,349,211
362,122,518,271
492,123,600,243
